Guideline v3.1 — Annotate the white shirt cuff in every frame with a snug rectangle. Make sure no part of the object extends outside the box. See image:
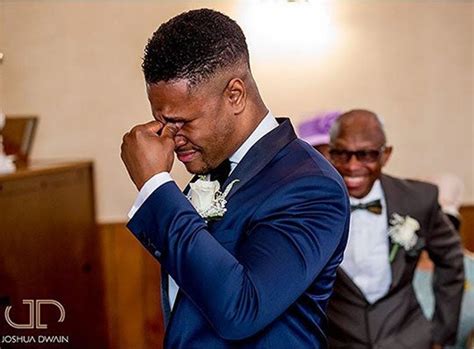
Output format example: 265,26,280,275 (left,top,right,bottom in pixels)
128,172,174,219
